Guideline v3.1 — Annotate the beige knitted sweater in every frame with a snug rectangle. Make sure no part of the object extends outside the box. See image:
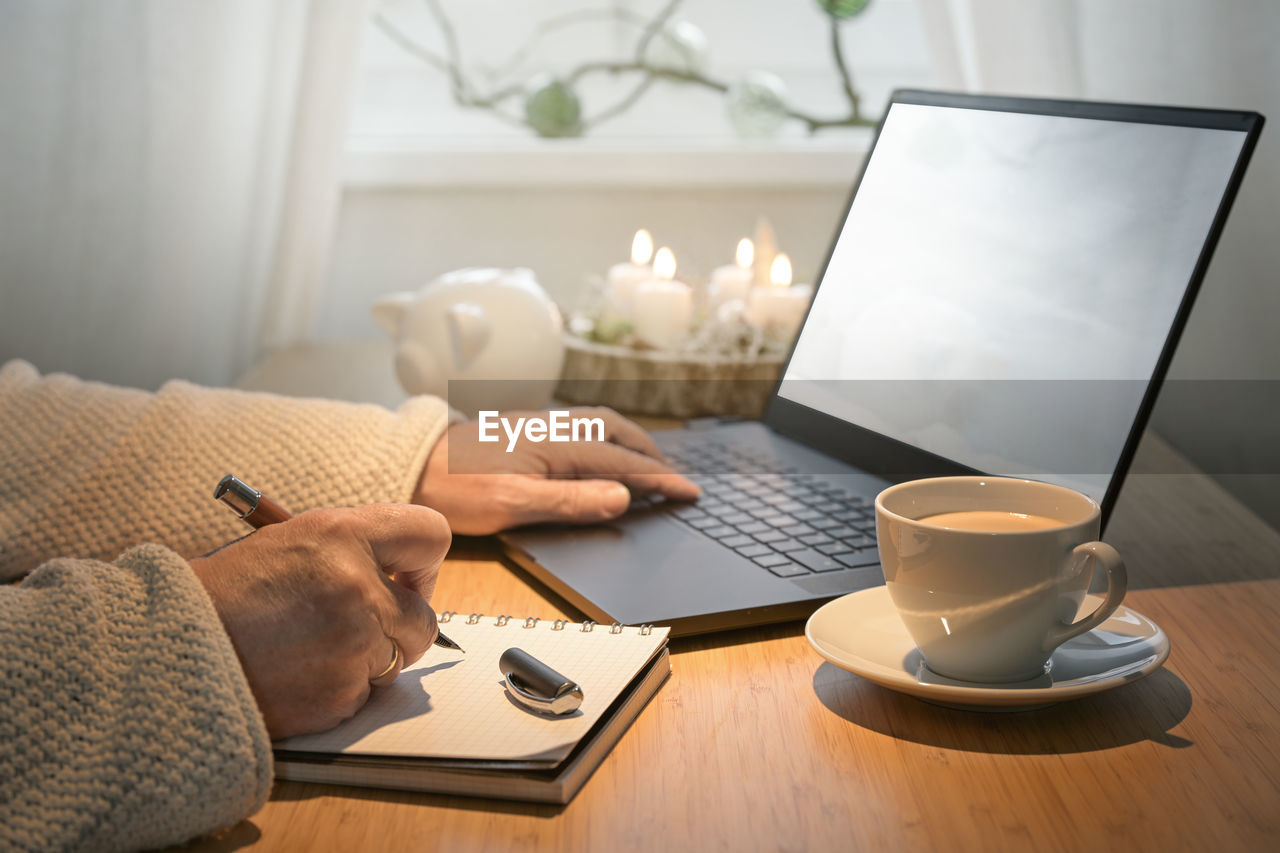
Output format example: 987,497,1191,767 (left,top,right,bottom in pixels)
0,360,451,852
